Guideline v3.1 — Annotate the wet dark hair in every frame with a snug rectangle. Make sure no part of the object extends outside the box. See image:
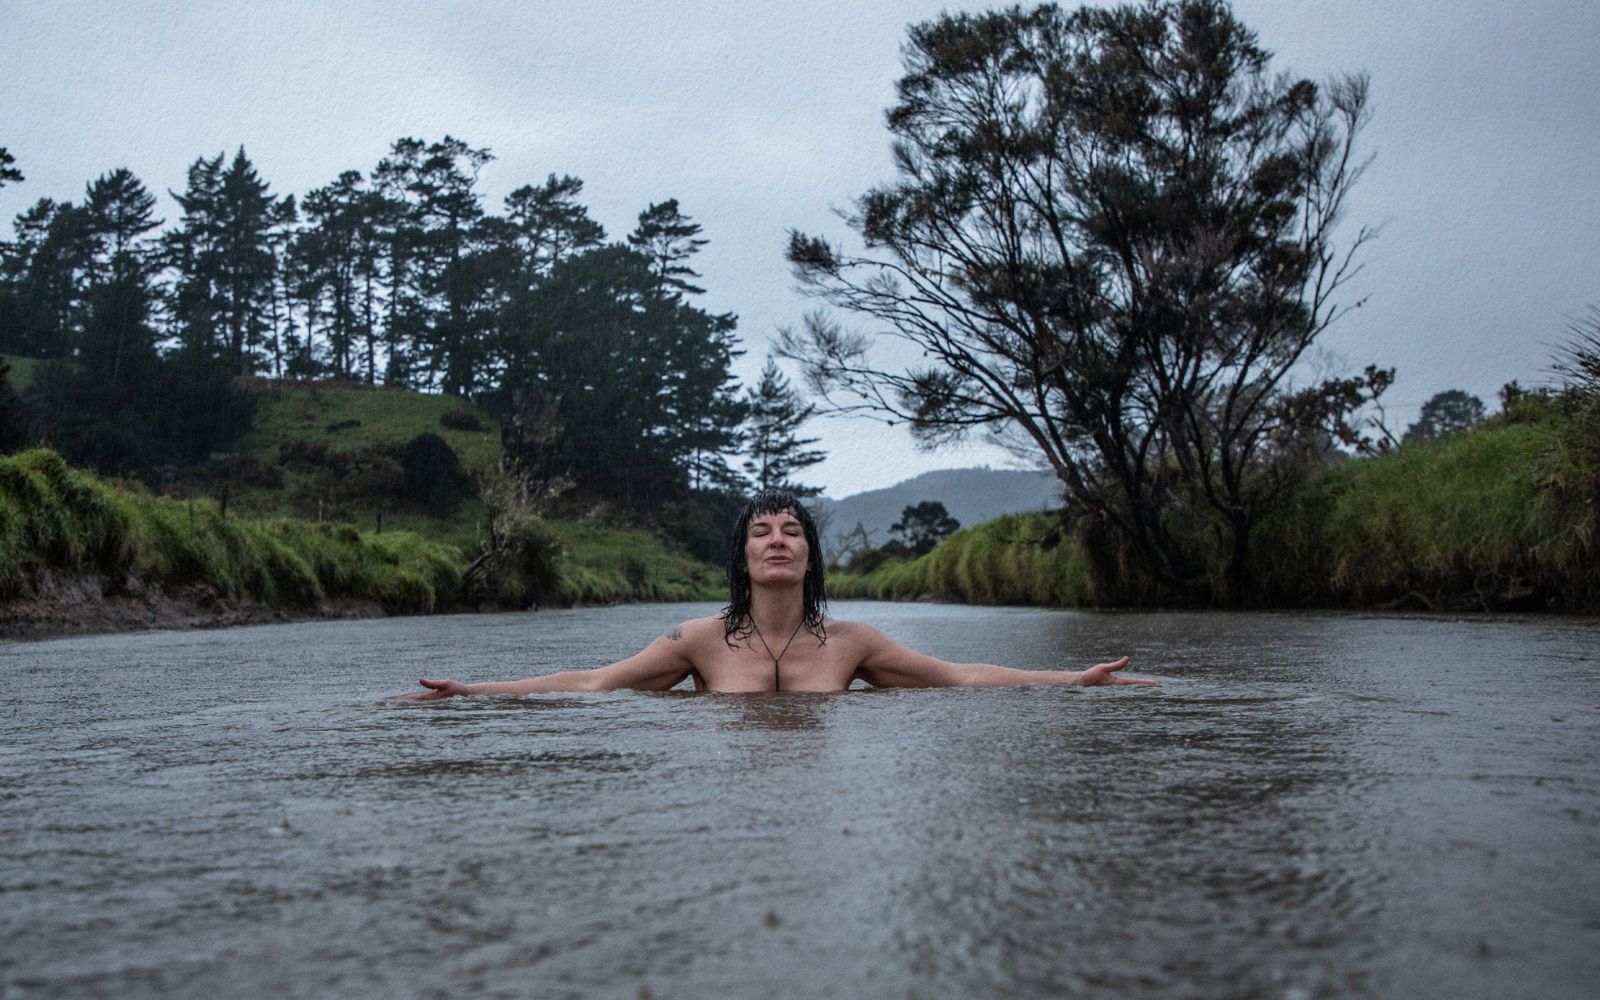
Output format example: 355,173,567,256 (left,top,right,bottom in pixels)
723,488,828,647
